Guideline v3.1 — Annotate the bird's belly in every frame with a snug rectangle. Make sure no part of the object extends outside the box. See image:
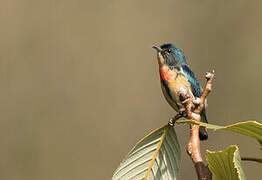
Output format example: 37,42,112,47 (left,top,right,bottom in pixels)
161,83,179,111
161,74,194,111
